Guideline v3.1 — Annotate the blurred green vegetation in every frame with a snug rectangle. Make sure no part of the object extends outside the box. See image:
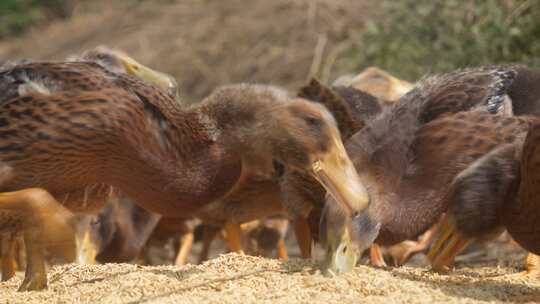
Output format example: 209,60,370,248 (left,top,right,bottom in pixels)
0,0,75,39
338,0,540,81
